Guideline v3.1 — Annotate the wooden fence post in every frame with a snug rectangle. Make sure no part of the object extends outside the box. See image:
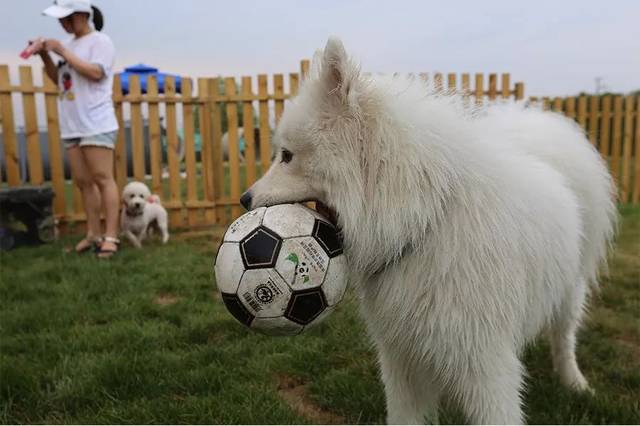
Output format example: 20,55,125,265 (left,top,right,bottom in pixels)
290,73,299,97
182,78,199,226
447,73,456,94
474,73,483,106
461,73,470,107
552,97,563,112
577,96,588,133
112,75,127,192
300,59,310,79
610,96,623,191
242,76,257,187
164,75,183,227
42,68,67,217
198,78,216,223
501,74,510,99
434,73,443,93
146,75,163,195
488,73,497,100
565,97,576,120
588,96,599,147
542,97,550,111
514,82,524,100
0,65,21,186
274,74,284,125
19,66,43,185
225,77,242,219
620,96,634,203
209,77,225,222
258,74,271,172
128,74,145,182
599,96,611,157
